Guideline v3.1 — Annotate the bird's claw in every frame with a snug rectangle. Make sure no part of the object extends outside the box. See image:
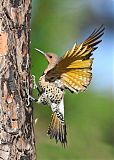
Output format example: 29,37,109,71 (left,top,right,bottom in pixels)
32,75,42,95
32,75,38,89
26,94,39,106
